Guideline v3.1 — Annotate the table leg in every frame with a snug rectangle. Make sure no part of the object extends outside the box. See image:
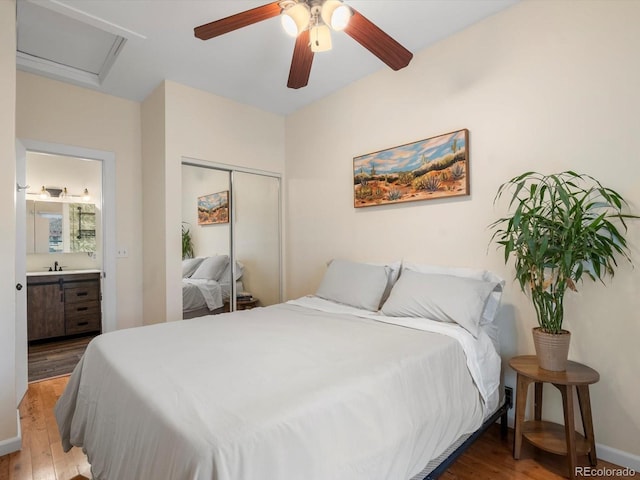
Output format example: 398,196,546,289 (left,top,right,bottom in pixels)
559,384,578,480
534,382,543,421
514,374,532,459
577,384,598,466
